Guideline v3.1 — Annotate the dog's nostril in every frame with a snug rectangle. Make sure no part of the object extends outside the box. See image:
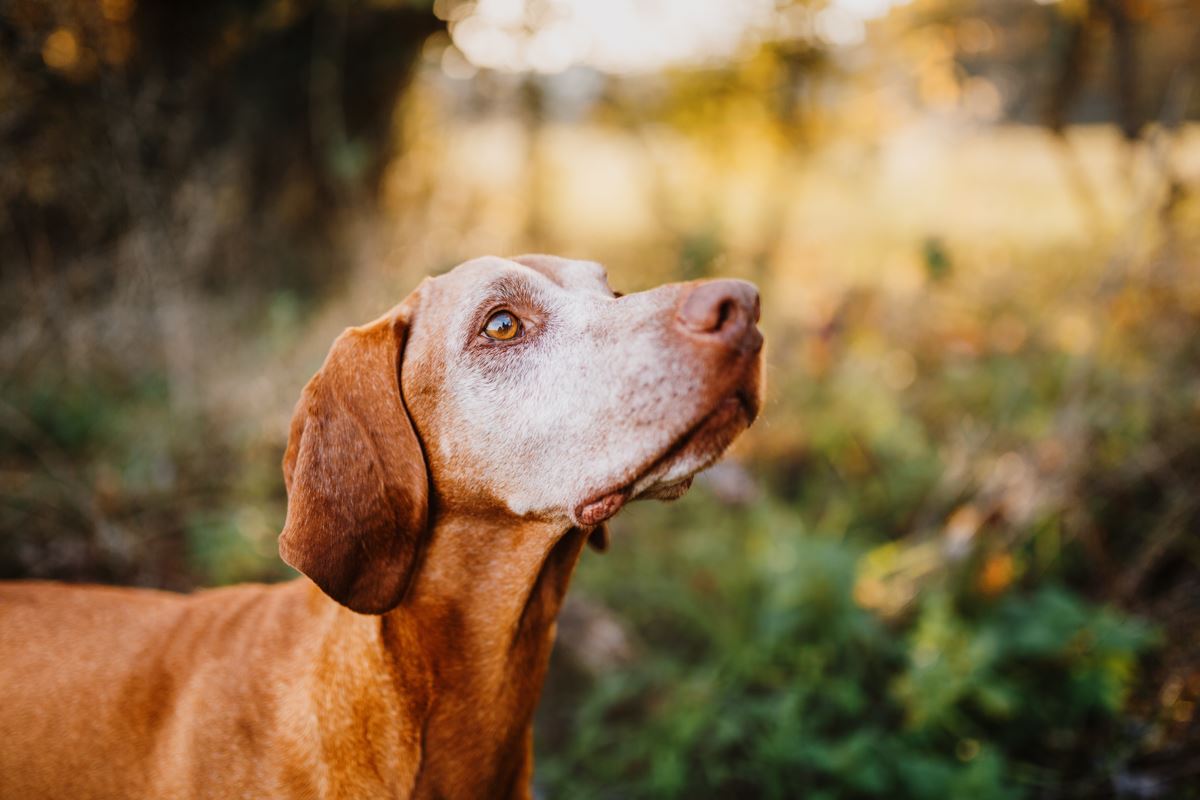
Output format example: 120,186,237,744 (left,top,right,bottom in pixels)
715,299,735,331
